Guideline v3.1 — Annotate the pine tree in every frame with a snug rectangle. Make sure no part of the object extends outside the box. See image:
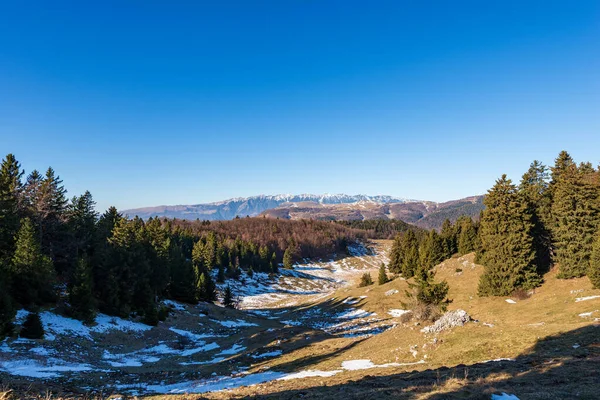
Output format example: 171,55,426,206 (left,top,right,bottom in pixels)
20,312,44,339
10,218,56,306
403,266,451,311
358,272,373,287
519,160,553,274
222,285,235,308
388,233,403,274
440,219,457,259
478,175,542,296
197,272,217,302
283,247,294,269
168,242,198,304
270,252,278,274
68,257,96,323
378,262,388,285
0,267,15,338
457,217,477,255
0,154,24,261
68,191,98,260
400,230,419,278
420,230,444,269
552,163,599,279
589,230,600,289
